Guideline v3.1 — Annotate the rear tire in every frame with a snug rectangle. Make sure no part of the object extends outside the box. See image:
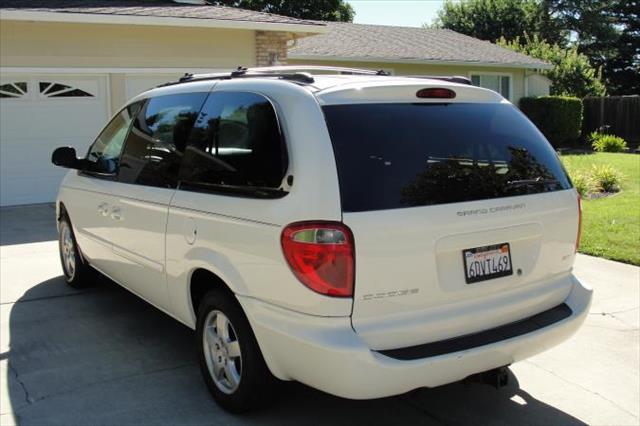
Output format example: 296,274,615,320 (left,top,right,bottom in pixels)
58,214,94,288
196,289,277,413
